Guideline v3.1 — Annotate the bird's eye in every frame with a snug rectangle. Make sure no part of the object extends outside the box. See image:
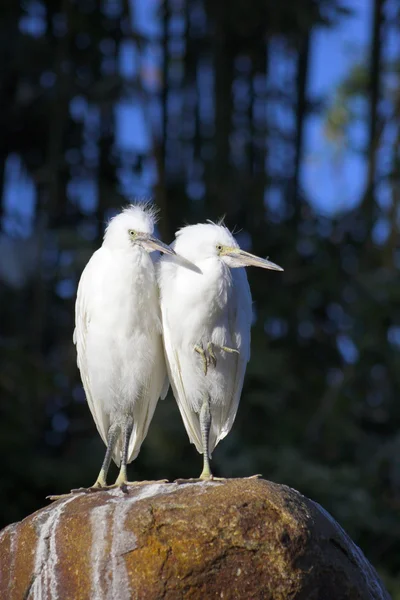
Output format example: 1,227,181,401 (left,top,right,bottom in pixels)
129,229,137,238
216,244,223,252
